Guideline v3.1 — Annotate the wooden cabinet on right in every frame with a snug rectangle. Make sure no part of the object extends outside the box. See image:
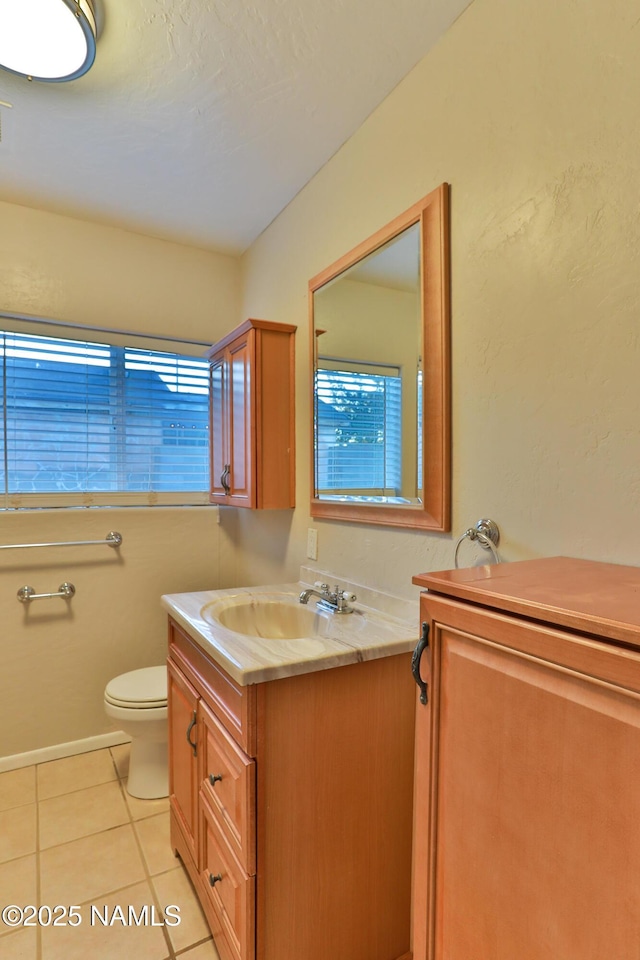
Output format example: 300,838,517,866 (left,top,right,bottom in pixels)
411,556,640,960
208,318,296,509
